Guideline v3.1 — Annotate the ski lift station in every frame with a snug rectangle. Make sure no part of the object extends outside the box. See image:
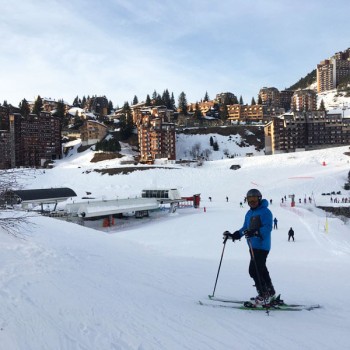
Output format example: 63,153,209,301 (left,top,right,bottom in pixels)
141,188,181,202
4,188,77,211
64,189,200,223
3,187,201,227
66,197,160,219
63,188,182,219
